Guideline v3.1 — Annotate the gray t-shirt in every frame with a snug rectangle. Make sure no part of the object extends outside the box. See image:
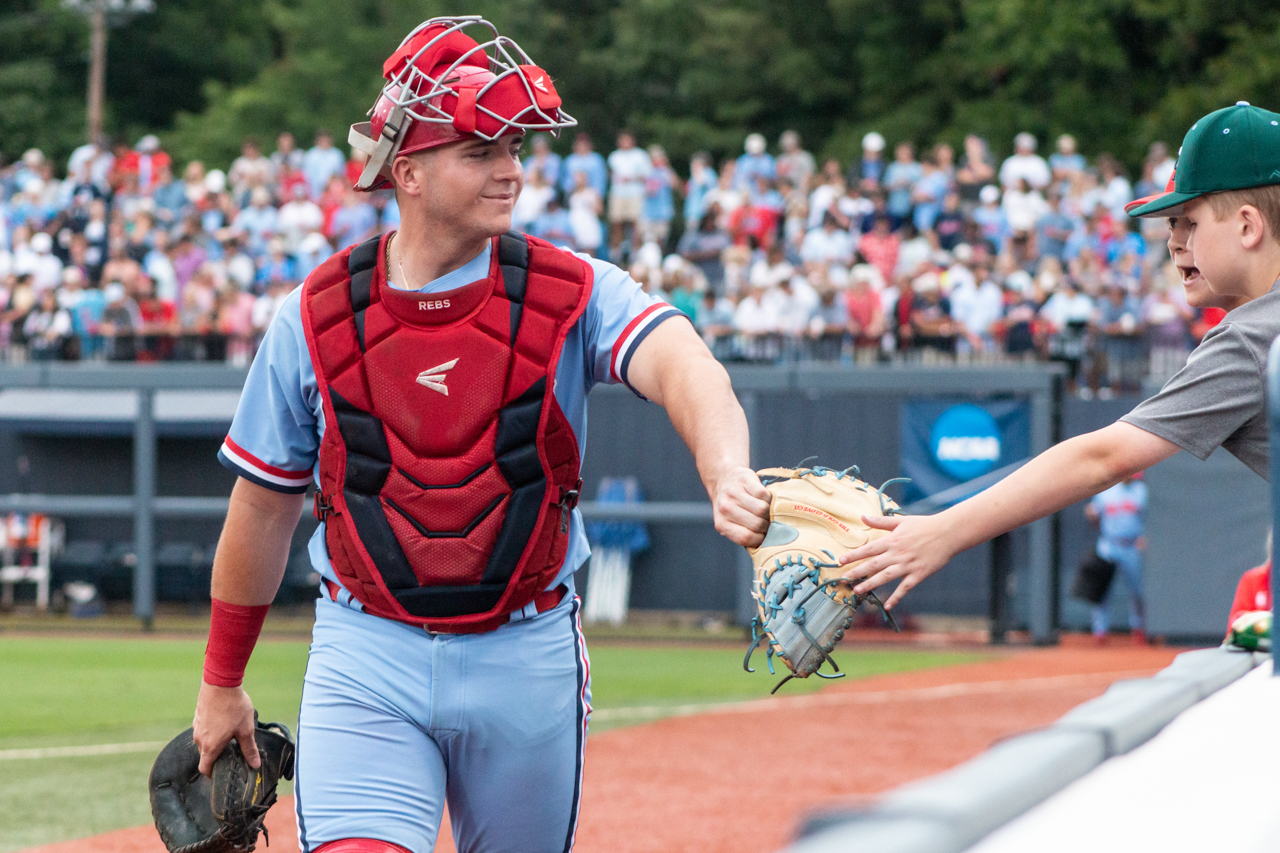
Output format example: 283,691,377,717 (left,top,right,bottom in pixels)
1121,279,1280,479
